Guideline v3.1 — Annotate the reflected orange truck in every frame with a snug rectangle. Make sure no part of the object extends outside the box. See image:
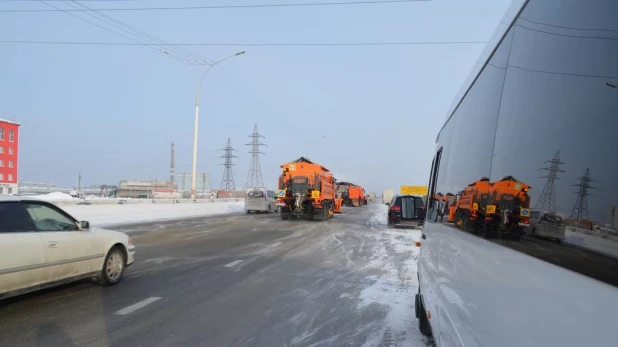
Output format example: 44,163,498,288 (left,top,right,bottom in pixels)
454,176,531,240
276,157,343,221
